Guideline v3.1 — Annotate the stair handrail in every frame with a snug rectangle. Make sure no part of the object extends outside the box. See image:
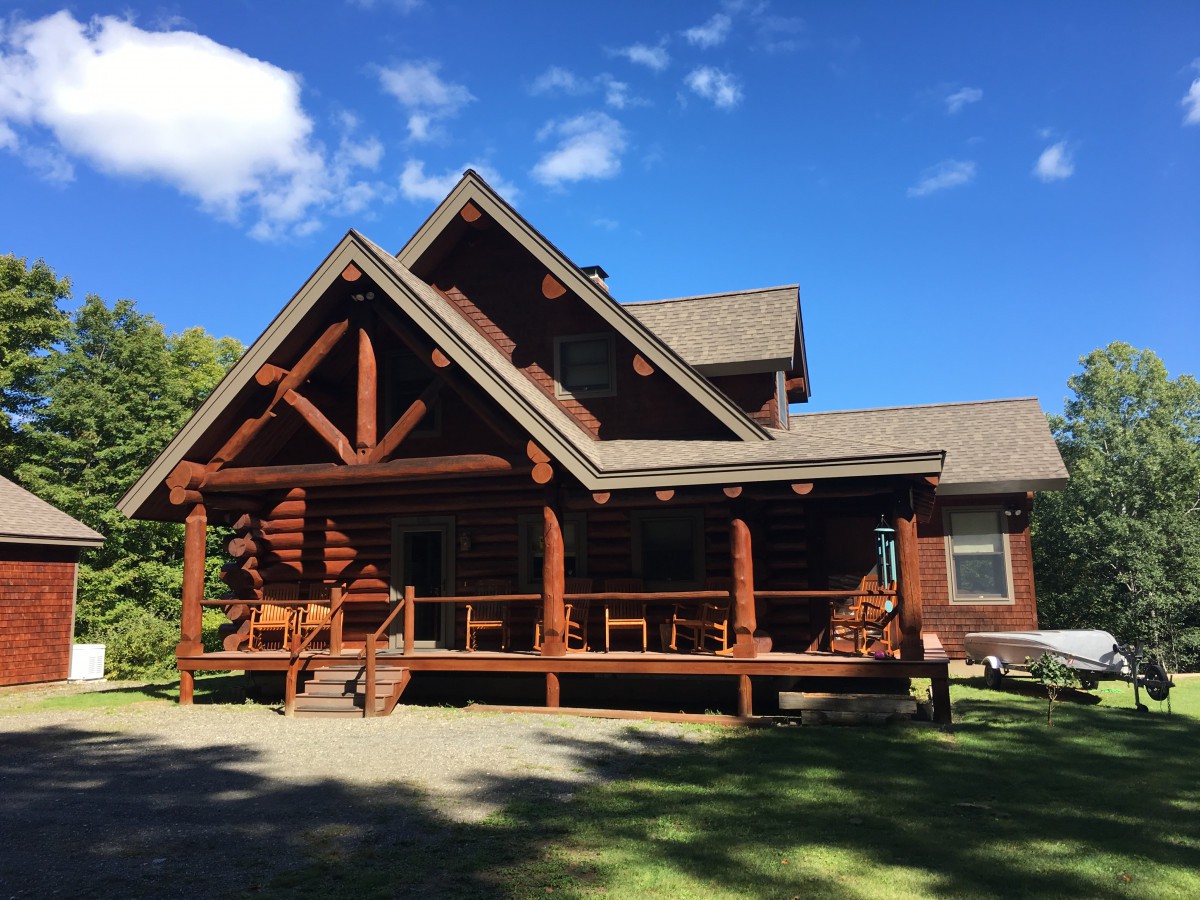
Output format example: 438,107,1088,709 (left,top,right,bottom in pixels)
283,588,345,717
360,585,416,718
